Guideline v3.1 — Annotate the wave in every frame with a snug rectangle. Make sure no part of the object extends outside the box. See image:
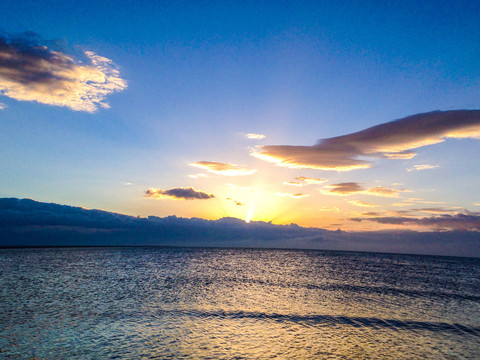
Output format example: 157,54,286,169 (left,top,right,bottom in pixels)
169,309,480,337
